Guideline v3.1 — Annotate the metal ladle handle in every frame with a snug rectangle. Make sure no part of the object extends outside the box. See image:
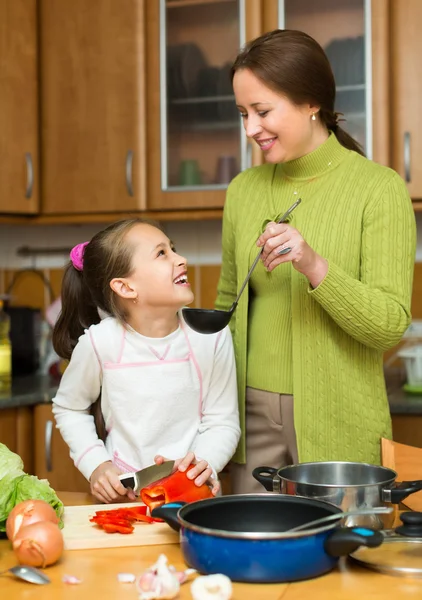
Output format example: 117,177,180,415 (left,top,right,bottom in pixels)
289,506,393,533
230,198,302,311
